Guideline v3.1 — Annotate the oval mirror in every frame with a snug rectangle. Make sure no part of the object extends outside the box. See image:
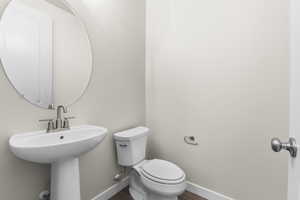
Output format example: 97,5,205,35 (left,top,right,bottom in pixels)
0,0,92,109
